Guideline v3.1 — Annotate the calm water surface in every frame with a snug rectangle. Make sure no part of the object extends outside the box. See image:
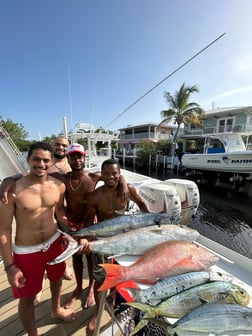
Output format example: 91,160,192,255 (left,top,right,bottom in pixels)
189,184,252,259
134,168,252,259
